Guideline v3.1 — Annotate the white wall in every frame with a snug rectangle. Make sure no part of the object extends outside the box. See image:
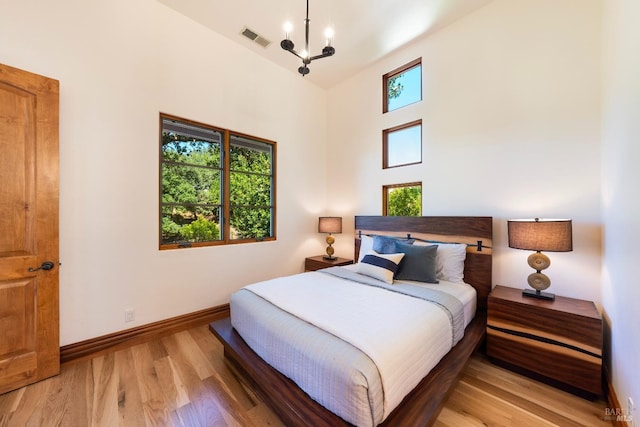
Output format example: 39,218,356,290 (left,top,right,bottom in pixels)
602,0,640,415
0,0,329,345
4,4,632,410
327,0,603,304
